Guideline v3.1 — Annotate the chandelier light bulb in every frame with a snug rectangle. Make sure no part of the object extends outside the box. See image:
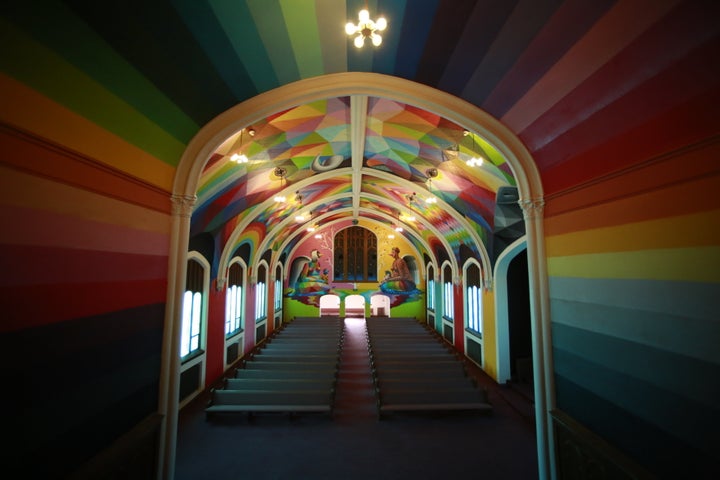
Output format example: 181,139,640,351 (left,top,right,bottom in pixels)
347,8,387,48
